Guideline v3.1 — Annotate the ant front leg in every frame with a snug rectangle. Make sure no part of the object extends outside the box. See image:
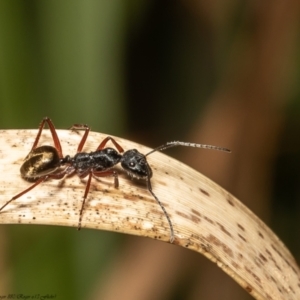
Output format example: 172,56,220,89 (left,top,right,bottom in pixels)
31,117,63,158
92,170,120,188
69,124,91,153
